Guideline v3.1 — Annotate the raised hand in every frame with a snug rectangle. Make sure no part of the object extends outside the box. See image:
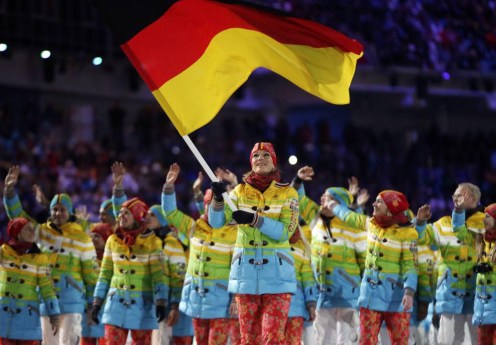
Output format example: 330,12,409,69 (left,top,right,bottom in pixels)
75,205,89,221
357,189,370,208
33,184,49,207
215,167,238,191
111,162,126,188
416,204,432,223
192,171,204,193
348,176,359,197
4,165,20,189
166,163,180,186
297,166,314,181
